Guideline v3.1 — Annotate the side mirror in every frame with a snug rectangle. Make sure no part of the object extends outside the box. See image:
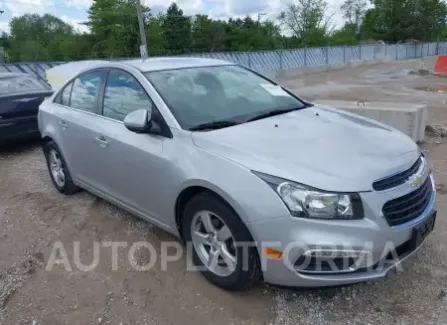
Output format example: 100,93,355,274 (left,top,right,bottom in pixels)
124,109,152,133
